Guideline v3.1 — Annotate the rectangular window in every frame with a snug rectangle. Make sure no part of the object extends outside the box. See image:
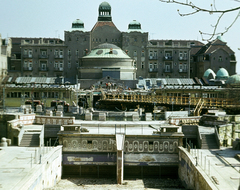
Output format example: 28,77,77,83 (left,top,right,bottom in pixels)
29,61,32,68
68,61,71,68
41,50,47,55
55,49,58,56
149,63,153,69
141,51,145,57
179,51,183,58
133,51,137,57
154,63,157,69
54,61,58,68
184,51,187,58
29,49,32,57
59,61,63,68
141,62,145,69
